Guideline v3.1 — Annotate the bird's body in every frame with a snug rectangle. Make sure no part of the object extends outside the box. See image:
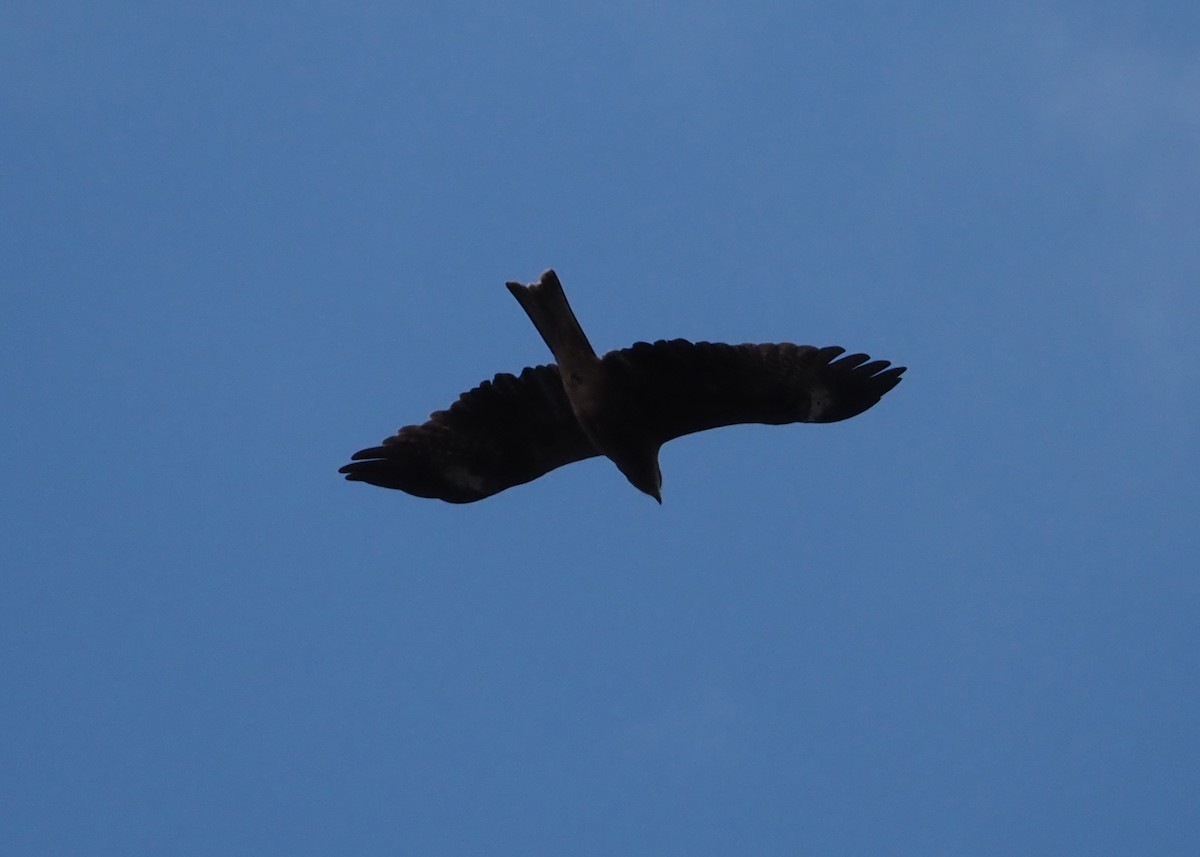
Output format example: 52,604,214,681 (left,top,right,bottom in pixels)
339,270,904,503
506,275,665,500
